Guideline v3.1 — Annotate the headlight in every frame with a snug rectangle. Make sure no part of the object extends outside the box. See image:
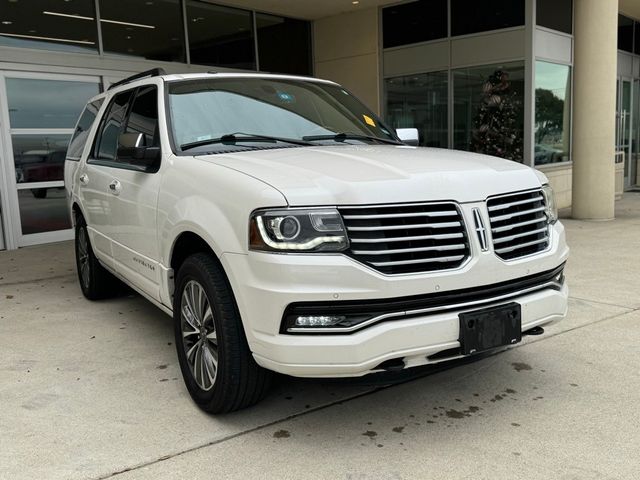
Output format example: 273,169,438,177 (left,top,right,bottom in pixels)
249,208,349,252
541,184,558,224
